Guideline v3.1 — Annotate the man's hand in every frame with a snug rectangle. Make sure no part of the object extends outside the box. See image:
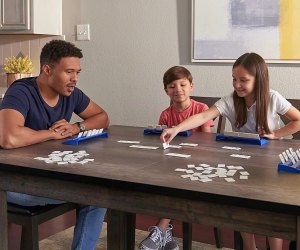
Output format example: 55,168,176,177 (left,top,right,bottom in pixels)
49,119,79,137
